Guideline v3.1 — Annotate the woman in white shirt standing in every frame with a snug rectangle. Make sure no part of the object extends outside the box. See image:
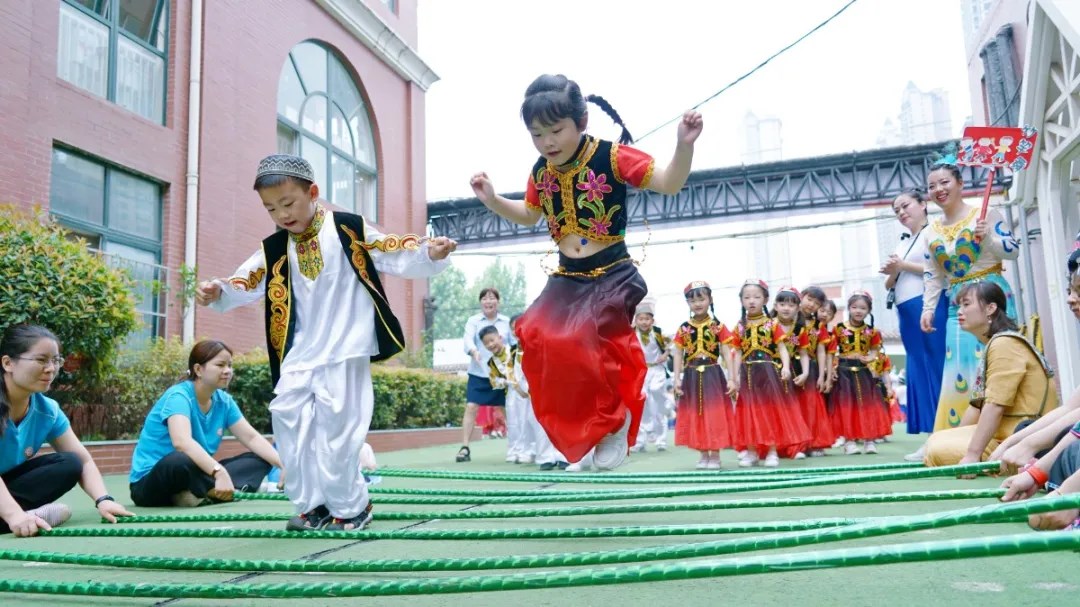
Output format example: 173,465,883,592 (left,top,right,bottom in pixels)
881,188,947,460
